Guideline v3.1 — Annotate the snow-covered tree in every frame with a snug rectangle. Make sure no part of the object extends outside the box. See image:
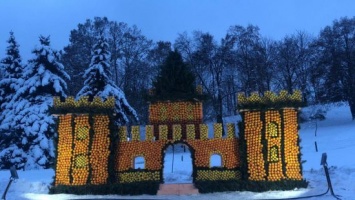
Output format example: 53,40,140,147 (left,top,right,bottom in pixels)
1,35,70,169
77,36,138,125
0,31,24,113
0,31,26,169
